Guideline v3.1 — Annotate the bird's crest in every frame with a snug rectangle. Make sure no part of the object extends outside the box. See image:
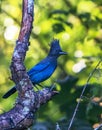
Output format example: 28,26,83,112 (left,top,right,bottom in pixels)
50,39,61,49
48,39,67,56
